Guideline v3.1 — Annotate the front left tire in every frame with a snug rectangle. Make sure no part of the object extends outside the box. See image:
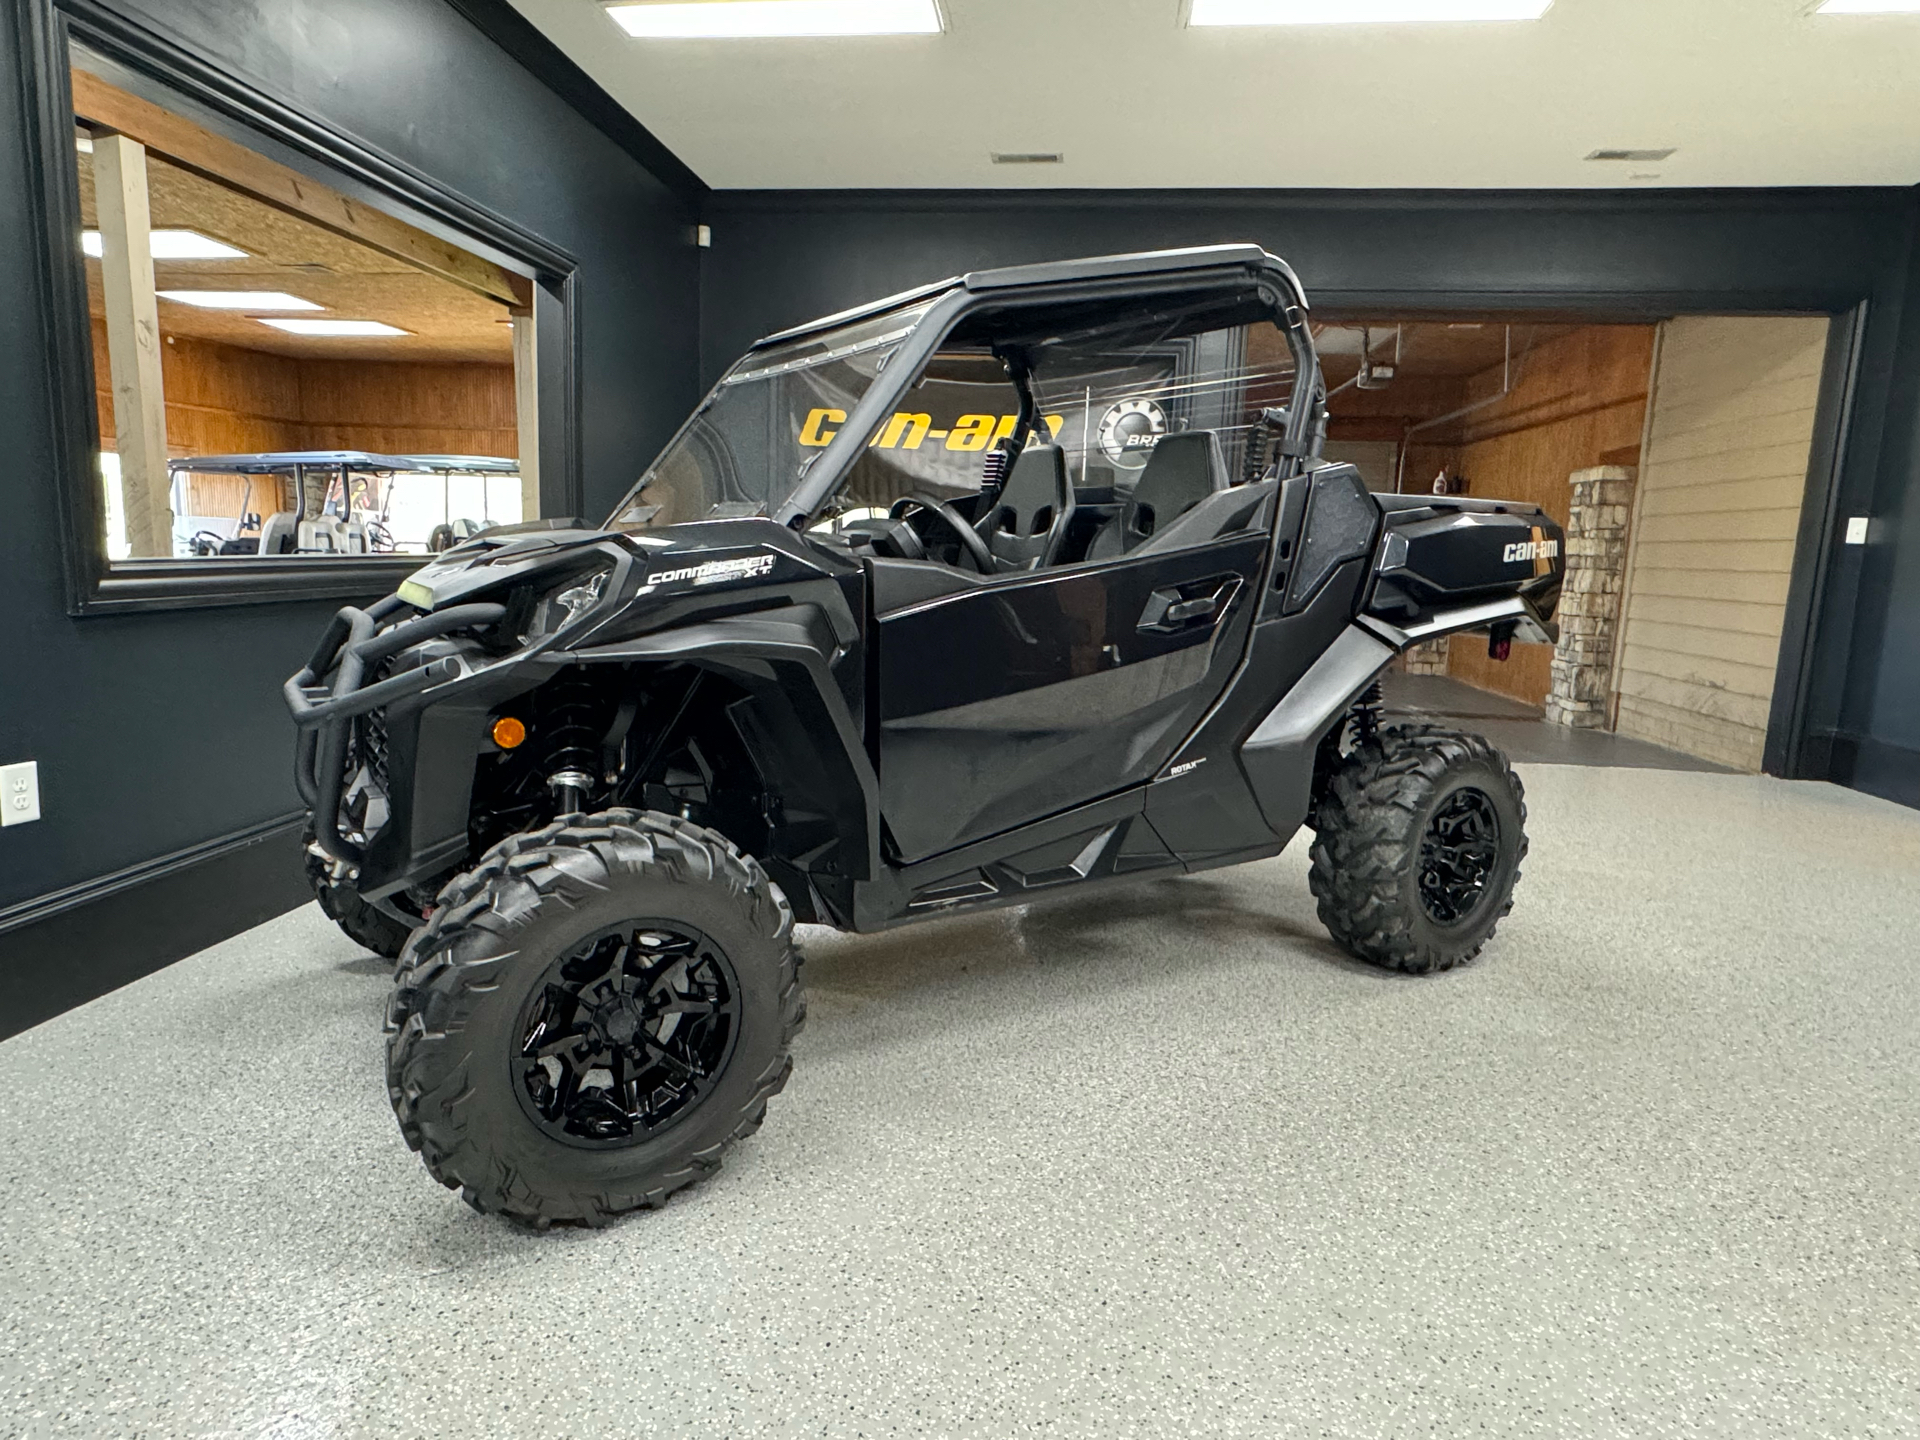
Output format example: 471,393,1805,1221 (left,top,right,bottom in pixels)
384,809,803,1227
